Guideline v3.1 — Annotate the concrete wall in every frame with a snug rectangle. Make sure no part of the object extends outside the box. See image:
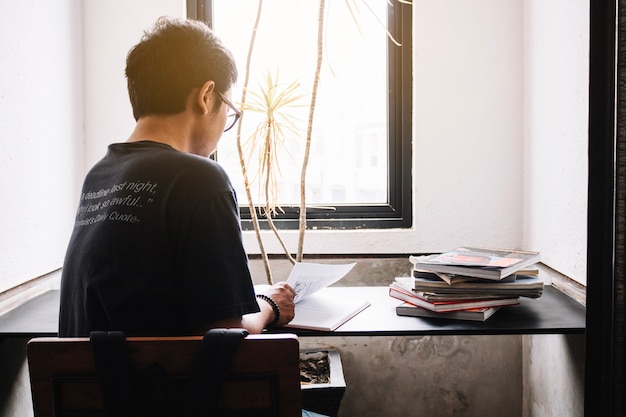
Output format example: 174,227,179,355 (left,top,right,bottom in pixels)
523,334,585,417
303,335,522,417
